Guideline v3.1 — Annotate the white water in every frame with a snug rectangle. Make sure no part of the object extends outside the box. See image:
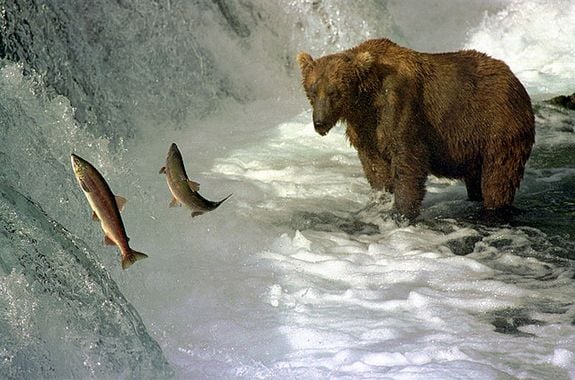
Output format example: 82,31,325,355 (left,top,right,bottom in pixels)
1,1,575,379
109,107,575,378
464,0,575,96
